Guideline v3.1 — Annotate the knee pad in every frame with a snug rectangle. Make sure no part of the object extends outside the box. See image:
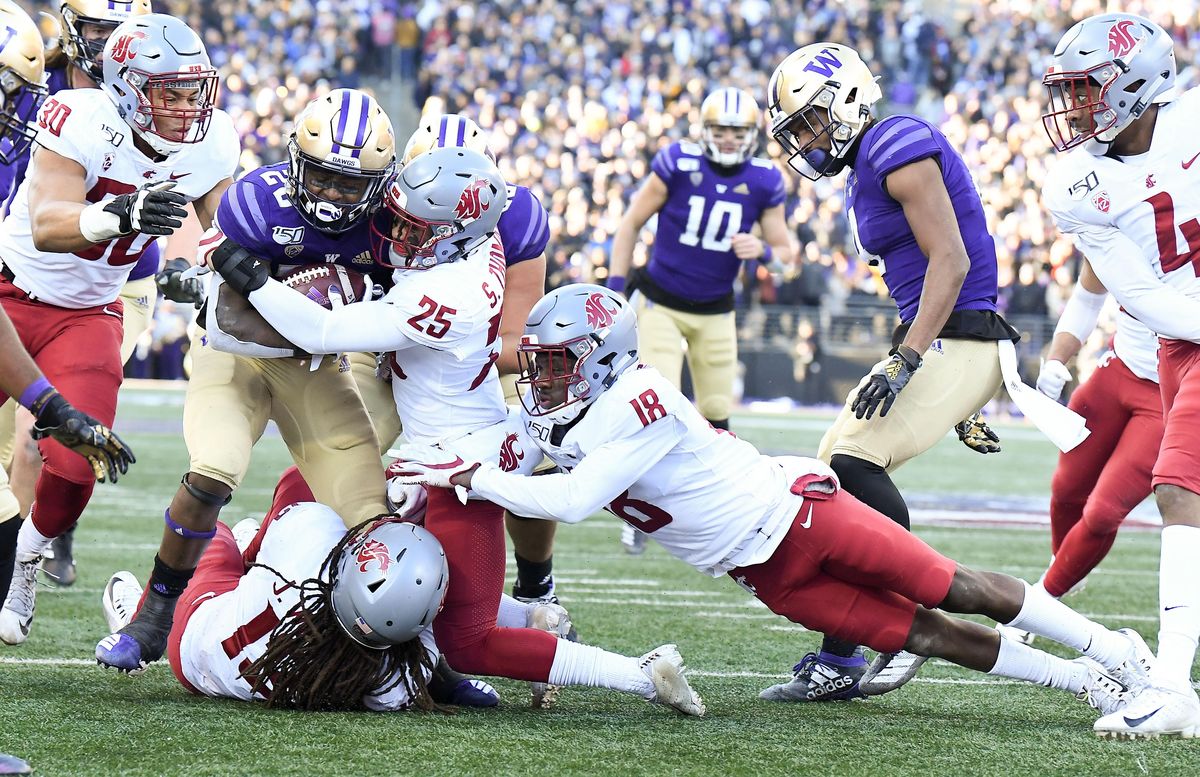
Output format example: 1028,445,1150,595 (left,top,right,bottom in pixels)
830,454,911,530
